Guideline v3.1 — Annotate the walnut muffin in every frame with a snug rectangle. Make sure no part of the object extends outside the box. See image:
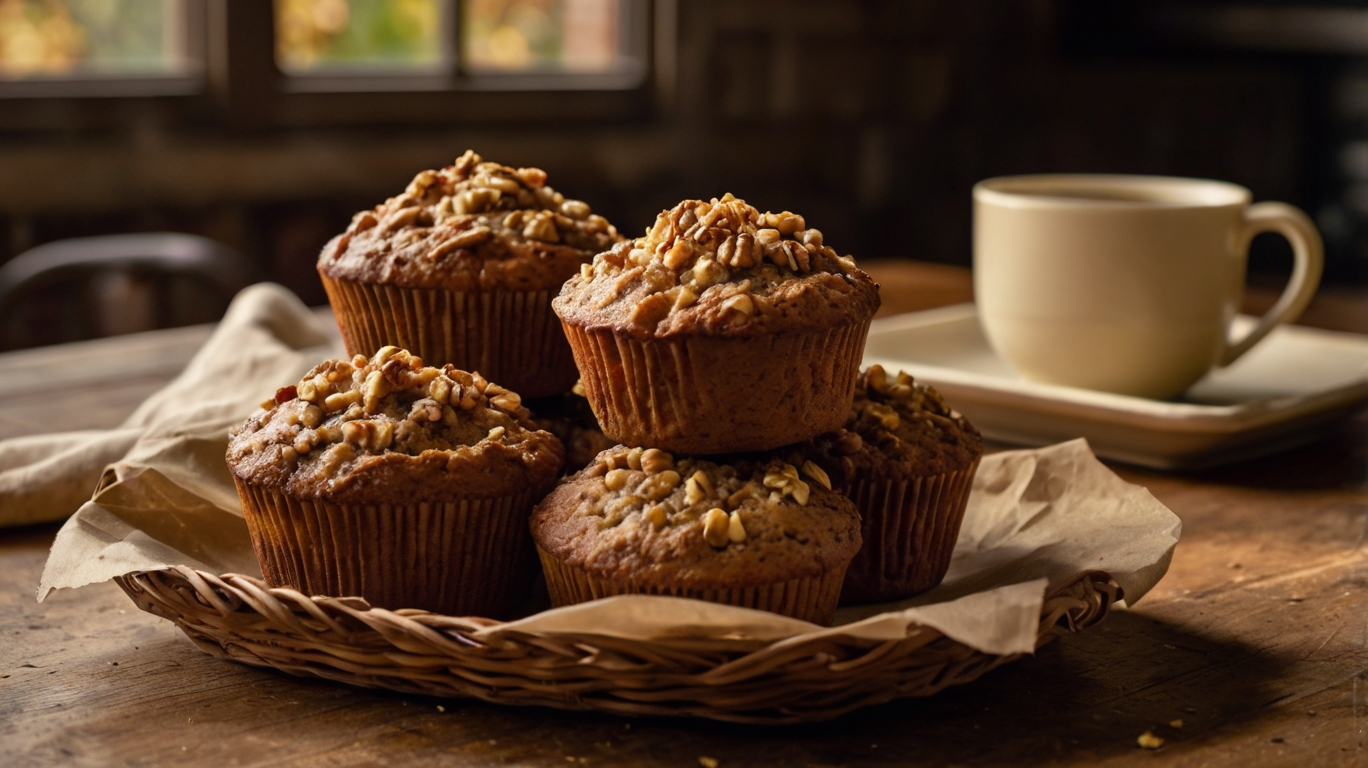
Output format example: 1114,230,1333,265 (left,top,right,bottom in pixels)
228,346,564,617
798,365,982,604
553,195,880,454
318,150,622,398
530,445,862,624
